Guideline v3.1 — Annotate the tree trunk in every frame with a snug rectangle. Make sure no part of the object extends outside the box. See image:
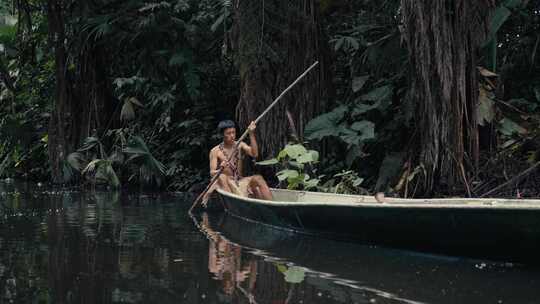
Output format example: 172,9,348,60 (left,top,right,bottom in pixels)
46,0,116,183
47,0,69,183
400,0,494,194
232,0,329,159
